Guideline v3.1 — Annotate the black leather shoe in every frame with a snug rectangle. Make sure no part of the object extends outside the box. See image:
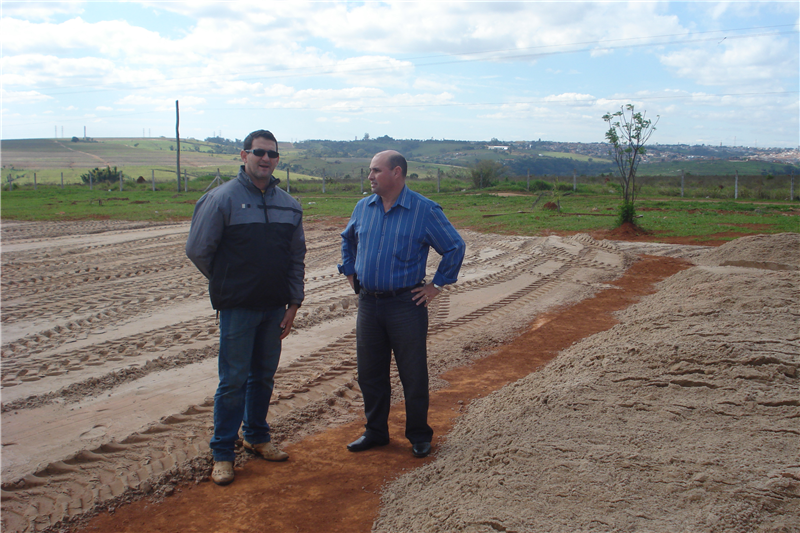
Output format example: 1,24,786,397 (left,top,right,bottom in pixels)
347,435,389,452
412,442,431,458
